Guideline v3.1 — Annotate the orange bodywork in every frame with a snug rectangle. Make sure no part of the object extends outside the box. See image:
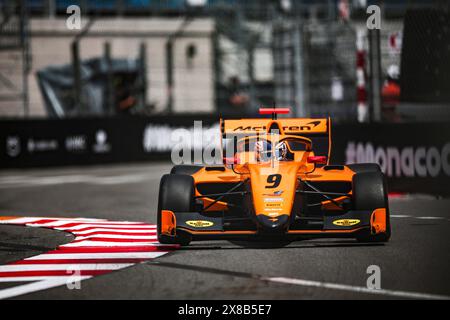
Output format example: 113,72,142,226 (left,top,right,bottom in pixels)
193,117,355,219
371,208,387,234
161,210,176,235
